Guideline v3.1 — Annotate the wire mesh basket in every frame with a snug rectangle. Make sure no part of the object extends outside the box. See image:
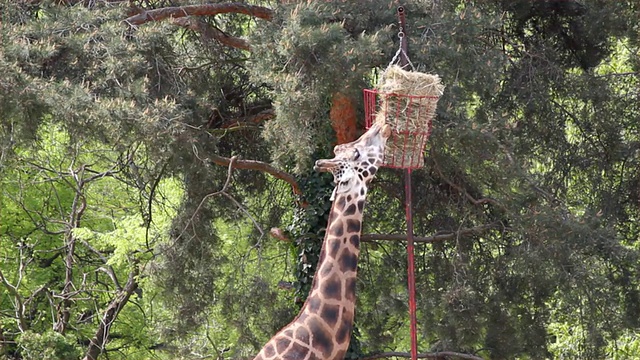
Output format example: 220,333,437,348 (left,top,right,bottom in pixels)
364,89,440,169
